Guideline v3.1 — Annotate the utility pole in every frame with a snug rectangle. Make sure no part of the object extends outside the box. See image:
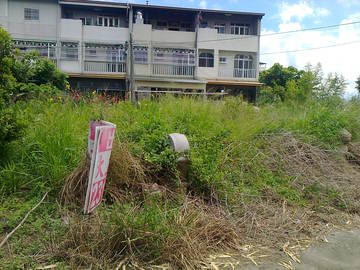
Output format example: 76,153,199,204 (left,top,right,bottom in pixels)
129,32,136,104
128,6,136,105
